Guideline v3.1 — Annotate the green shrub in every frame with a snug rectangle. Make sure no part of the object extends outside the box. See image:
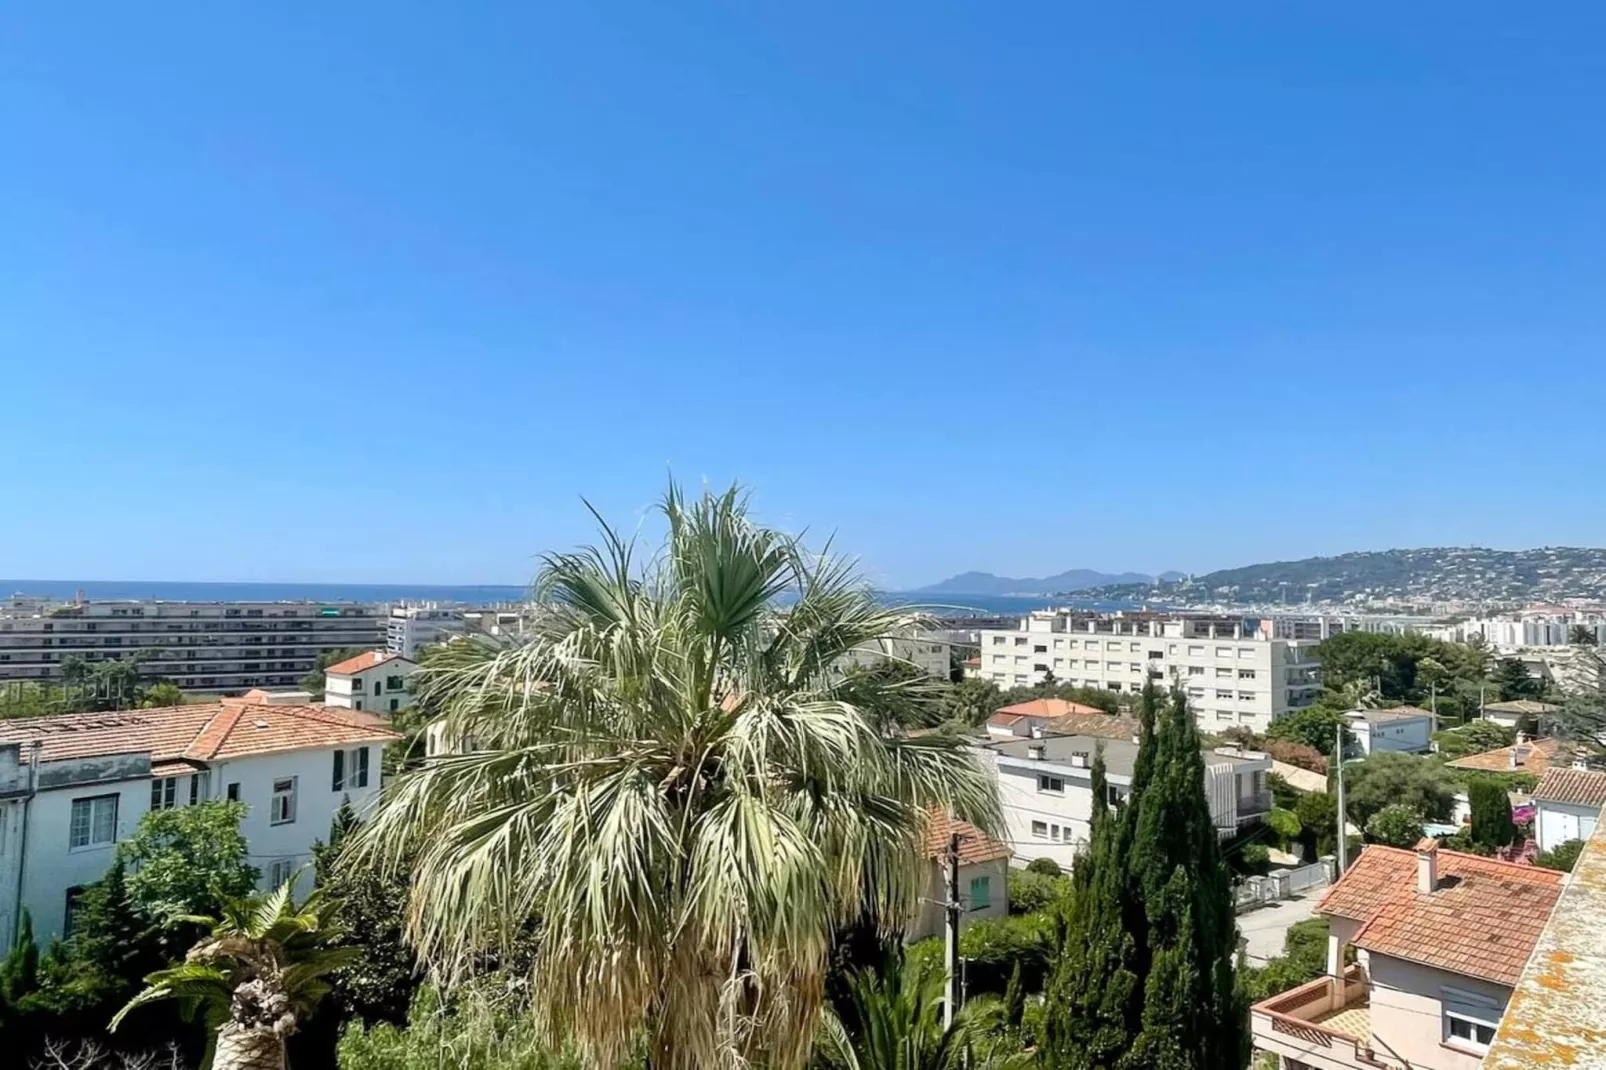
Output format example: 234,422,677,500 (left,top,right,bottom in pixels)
1534,839,1587,873
1008,869,1069,916
1024,857,1062,877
